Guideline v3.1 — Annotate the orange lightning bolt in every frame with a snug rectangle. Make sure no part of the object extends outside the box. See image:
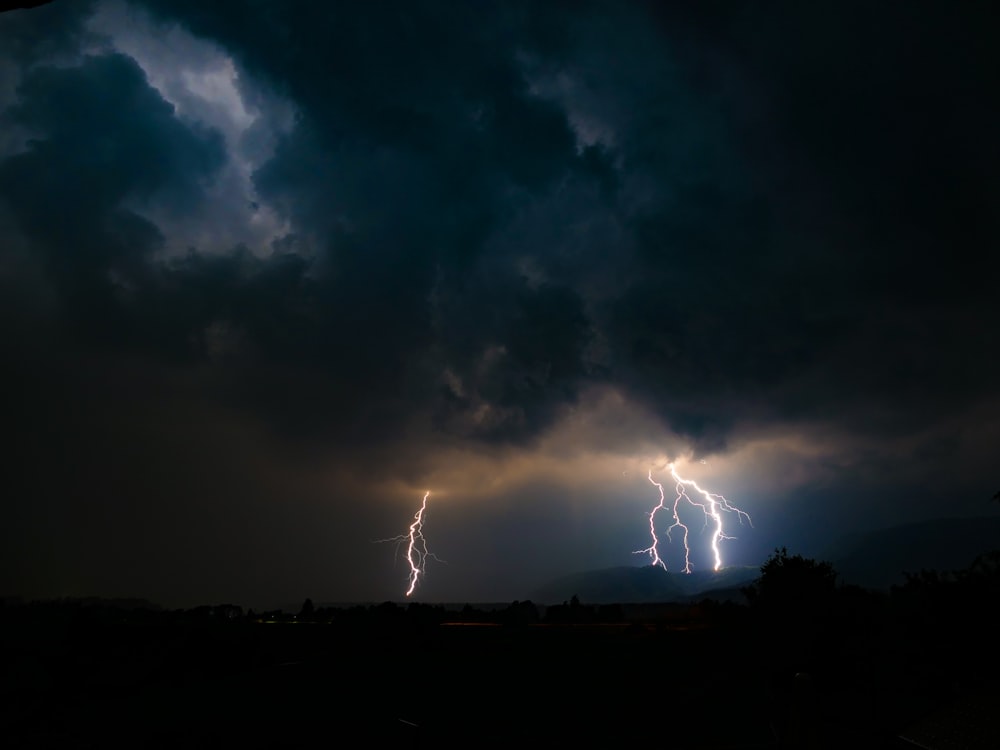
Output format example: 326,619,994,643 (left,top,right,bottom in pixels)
376,491,443,597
